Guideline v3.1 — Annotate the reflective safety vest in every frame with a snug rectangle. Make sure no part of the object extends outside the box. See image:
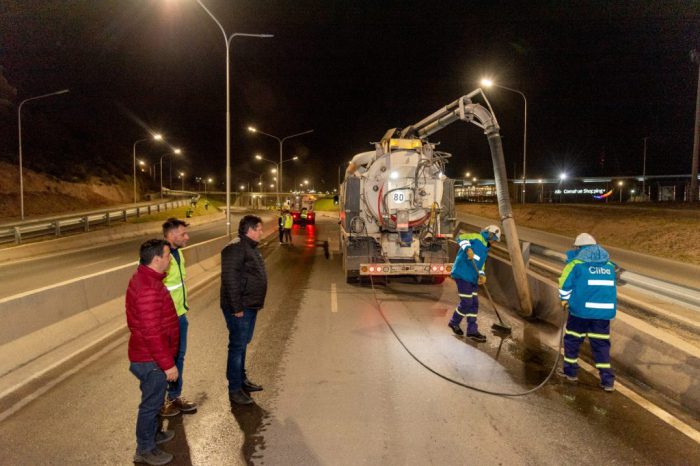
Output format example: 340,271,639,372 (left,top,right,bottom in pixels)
559,245,617,320
450,232,490,285
164,247,188,316
283,214,293,229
